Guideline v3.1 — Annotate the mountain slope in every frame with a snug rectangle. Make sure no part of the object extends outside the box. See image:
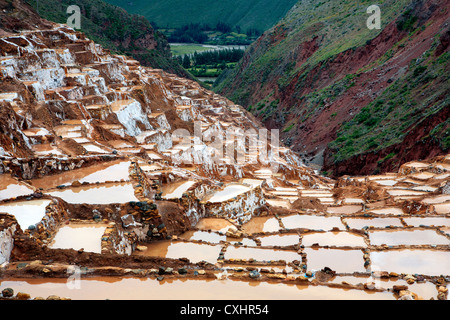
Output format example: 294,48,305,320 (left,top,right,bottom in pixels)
23,0,190,78
104,0,297,32
216,0,449,176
